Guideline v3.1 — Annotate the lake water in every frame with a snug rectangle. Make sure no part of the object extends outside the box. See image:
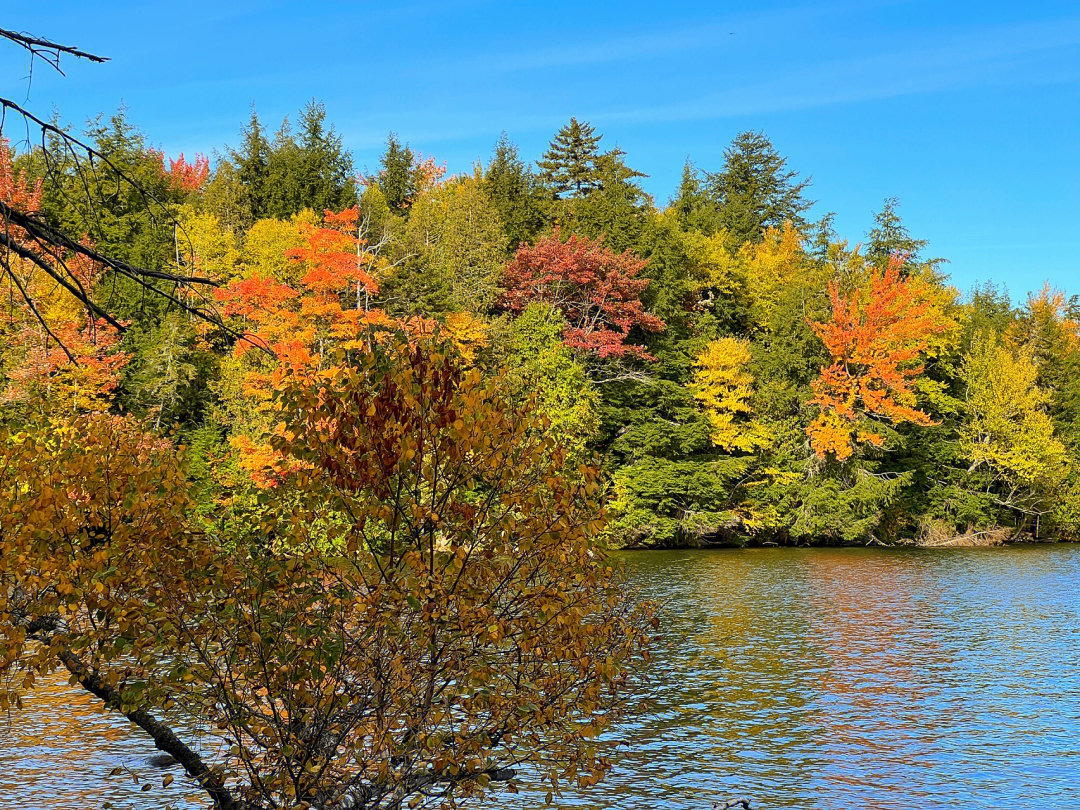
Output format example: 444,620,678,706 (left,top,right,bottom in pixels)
3,546,1080,809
